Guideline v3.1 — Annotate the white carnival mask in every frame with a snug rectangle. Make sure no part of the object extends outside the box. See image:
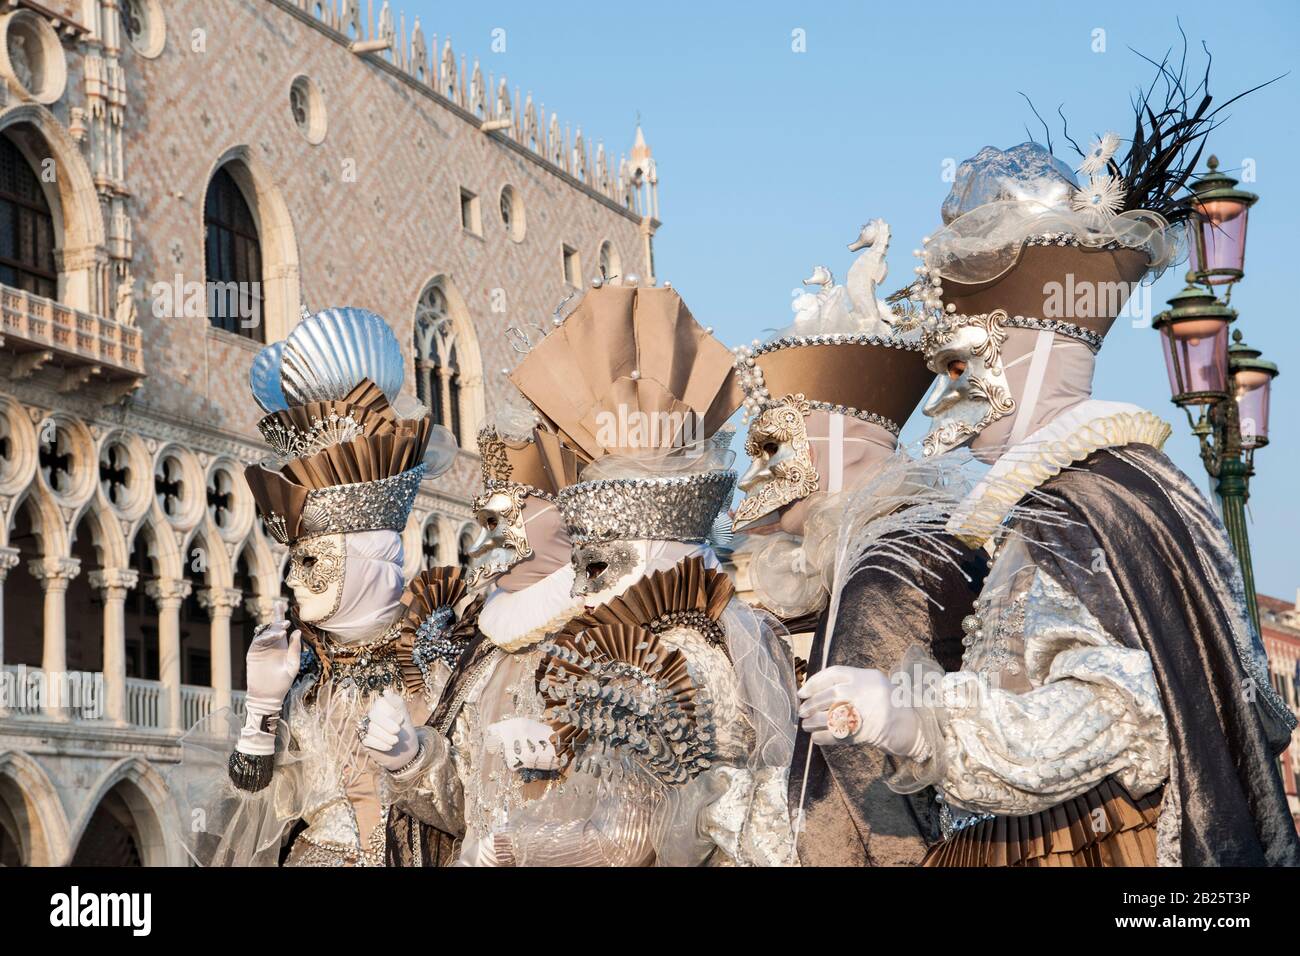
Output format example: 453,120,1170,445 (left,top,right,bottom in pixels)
921,310,1016,457
285,532,346,623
